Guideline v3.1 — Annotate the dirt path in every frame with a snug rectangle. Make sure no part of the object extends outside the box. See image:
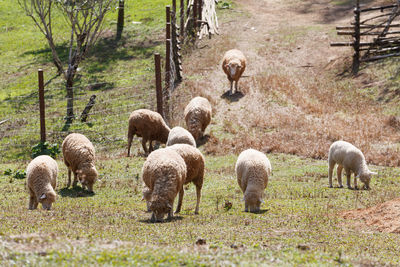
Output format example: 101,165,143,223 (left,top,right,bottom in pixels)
177,0,400,166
